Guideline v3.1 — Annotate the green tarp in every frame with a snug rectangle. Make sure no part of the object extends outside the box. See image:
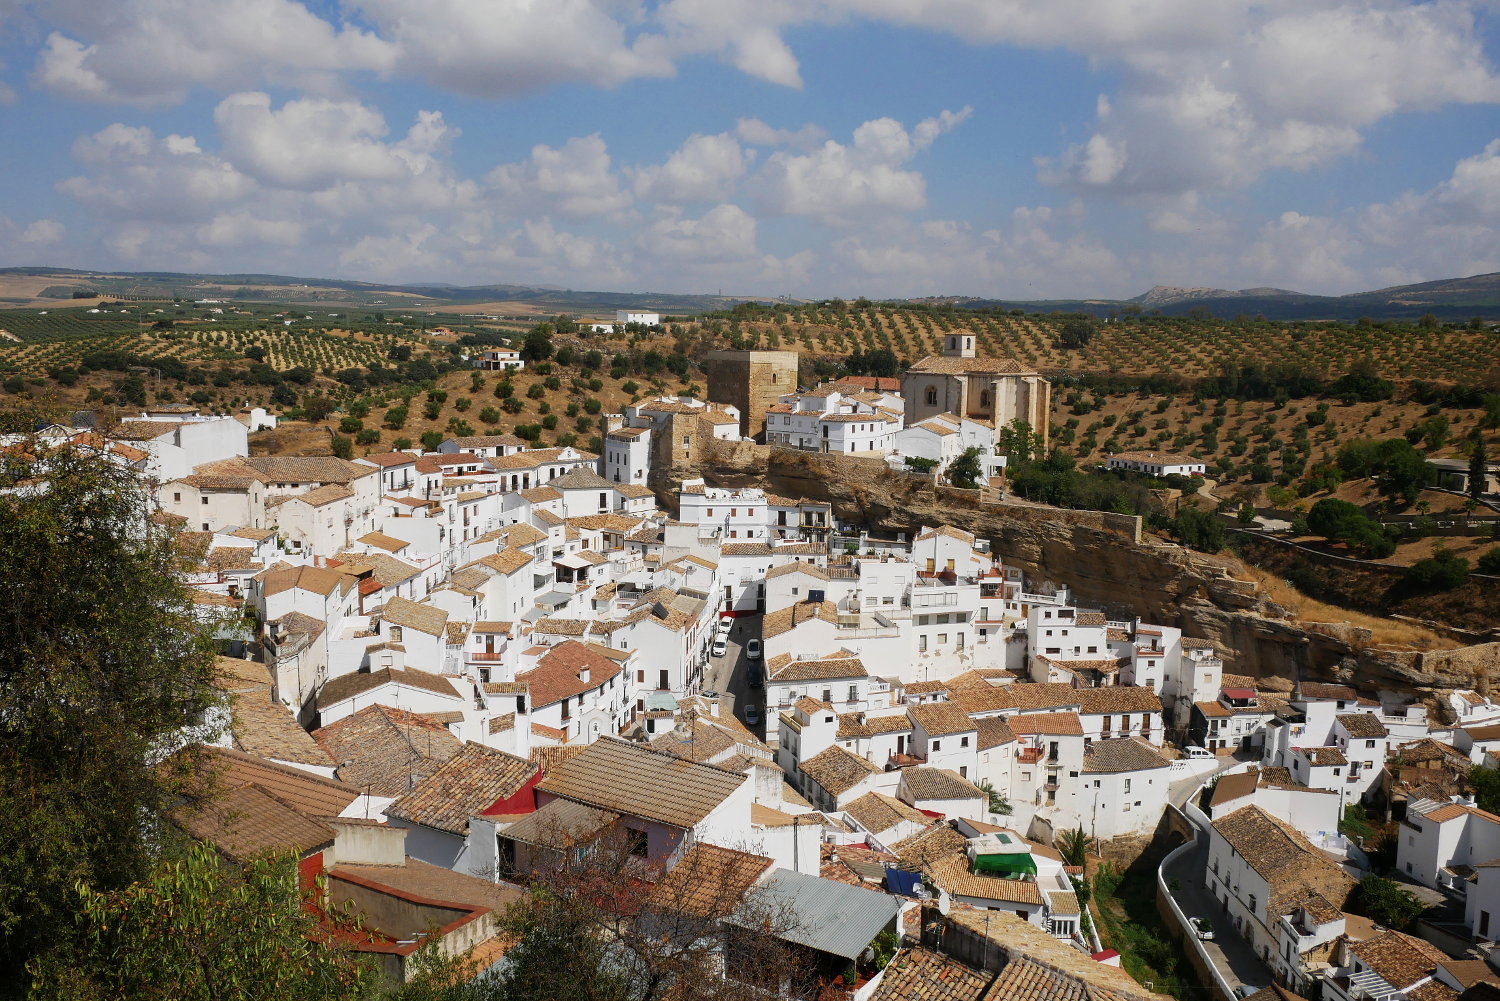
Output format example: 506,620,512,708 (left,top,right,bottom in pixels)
972,852,1037,876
